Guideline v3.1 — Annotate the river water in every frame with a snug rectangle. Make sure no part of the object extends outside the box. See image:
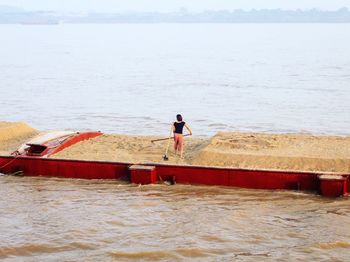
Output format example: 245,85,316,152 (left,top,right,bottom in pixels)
0,24,350,135
0,176,350,261
1,24,350,261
